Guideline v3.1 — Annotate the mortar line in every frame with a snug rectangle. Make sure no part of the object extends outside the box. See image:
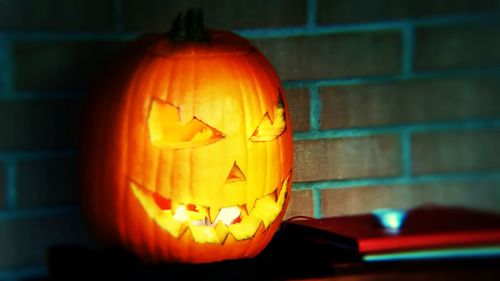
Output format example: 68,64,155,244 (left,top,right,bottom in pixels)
282,67,500,88
415,13,500,27
0,92,85,101
4,13,497,41
0,271,15,281
401,130,412,178
0,266,47,281
401,23,415,76
293,118,500,140
0,149,77,161
0,205,79,221
312,187,322,218
3,32,137,41
8,67,499,101
306,0,317,28
5,161,17,209
237,14,499,38
0,35,13,95
114,0,124,32
309,85,321,130
2,66,498,101
292,171,500,190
